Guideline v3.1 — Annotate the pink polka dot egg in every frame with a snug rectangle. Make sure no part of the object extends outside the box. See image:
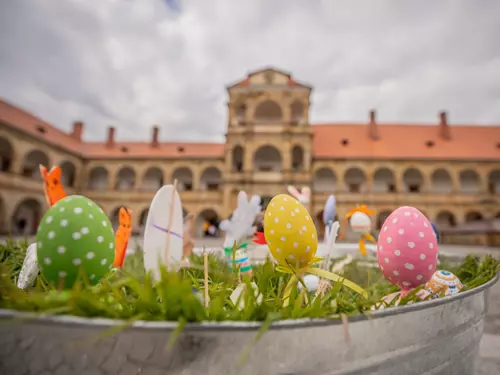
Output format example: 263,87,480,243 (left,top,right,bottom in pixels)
377,206,438,292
